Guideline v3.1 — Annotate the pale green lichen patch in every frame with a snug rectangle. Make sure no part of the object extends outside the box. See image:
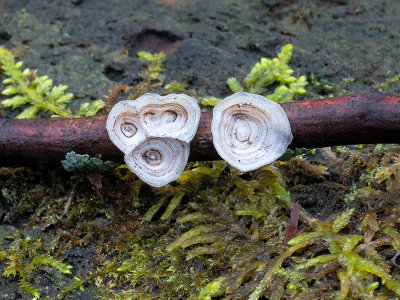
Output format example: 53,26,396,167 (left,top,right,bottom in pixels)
61,151,118,172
